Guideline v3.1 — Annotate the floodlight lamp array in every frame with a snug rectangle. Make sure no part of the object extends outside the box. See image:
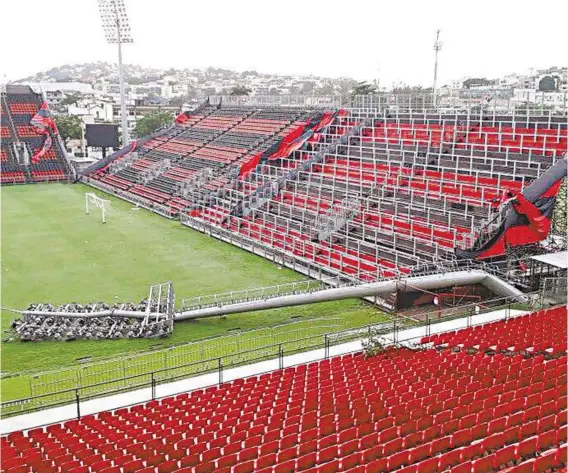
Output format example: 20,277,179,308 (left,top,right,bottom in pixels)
98,0,133,44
